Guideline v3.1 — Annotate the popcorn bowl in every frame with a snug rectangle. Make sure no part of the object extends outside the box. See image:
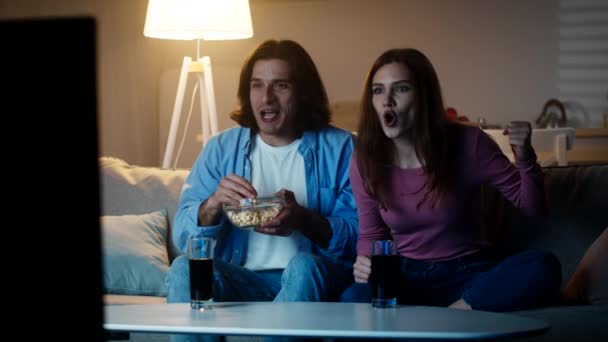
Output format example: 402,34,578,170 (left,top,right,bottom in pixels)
223,197,284,229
